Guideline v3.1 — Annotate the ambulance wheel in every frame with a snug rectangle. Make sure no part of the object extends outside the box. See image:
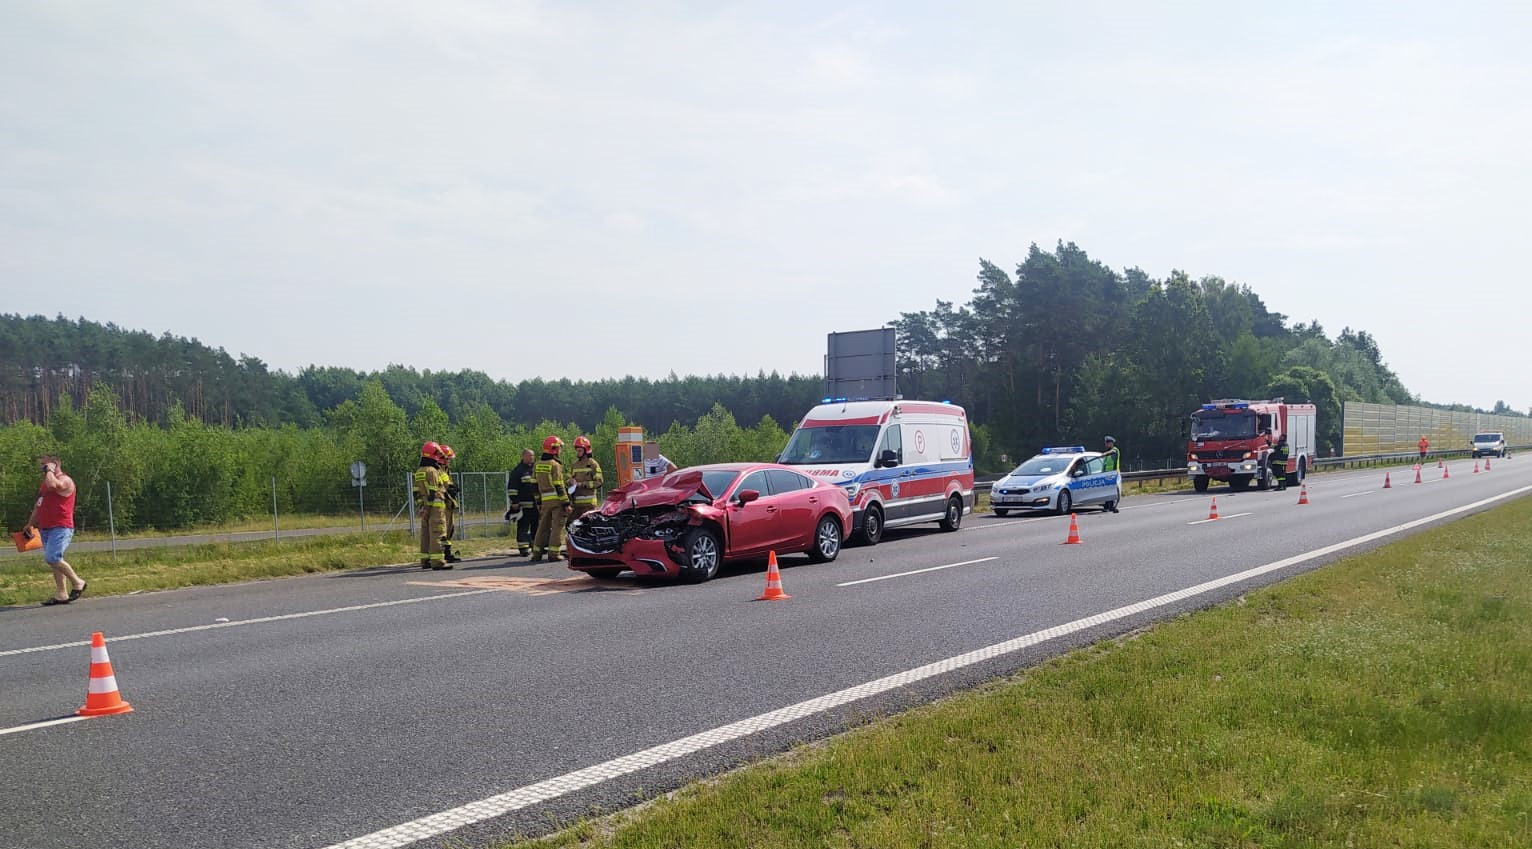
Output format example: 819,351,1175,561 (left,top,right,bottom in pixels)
584,568,623,580
857,505,884,546
1055,490,1073,516
808,515,842,563
680,527,722,583
993,508,1010,517
940,495,963,531
1193,476,1210,493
